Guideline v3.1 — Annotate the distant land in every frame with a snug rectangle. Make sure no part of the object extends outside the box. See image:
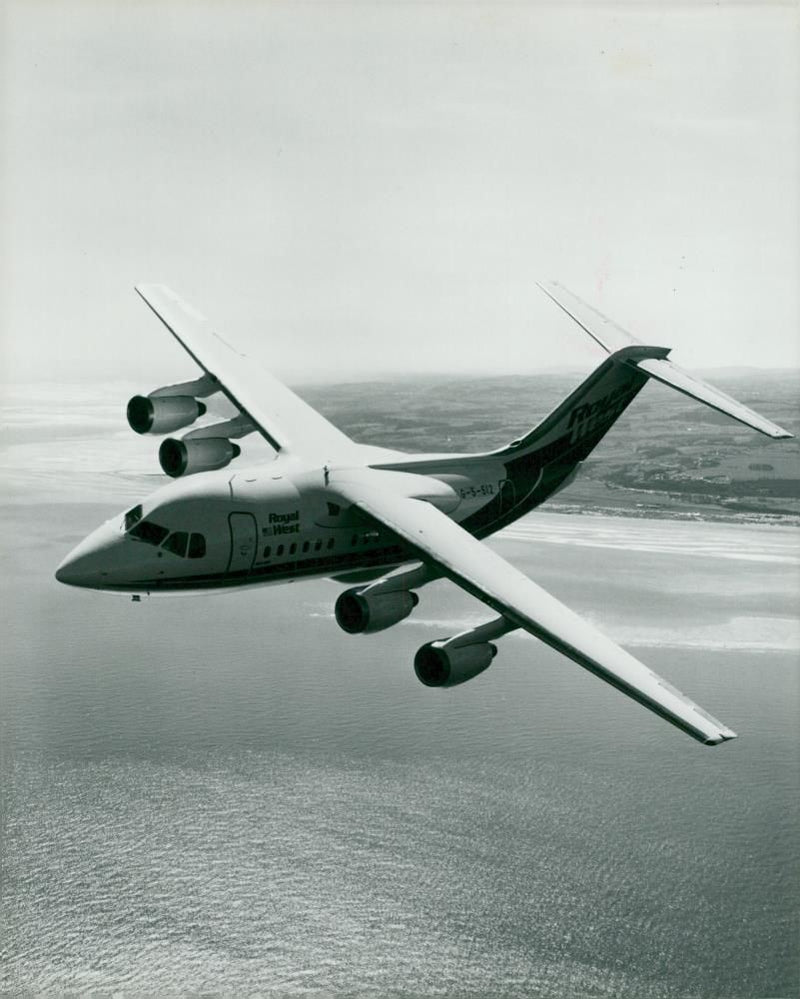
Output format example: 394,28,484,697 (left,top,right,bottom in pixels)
1,370,798,524
298,369,800,525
